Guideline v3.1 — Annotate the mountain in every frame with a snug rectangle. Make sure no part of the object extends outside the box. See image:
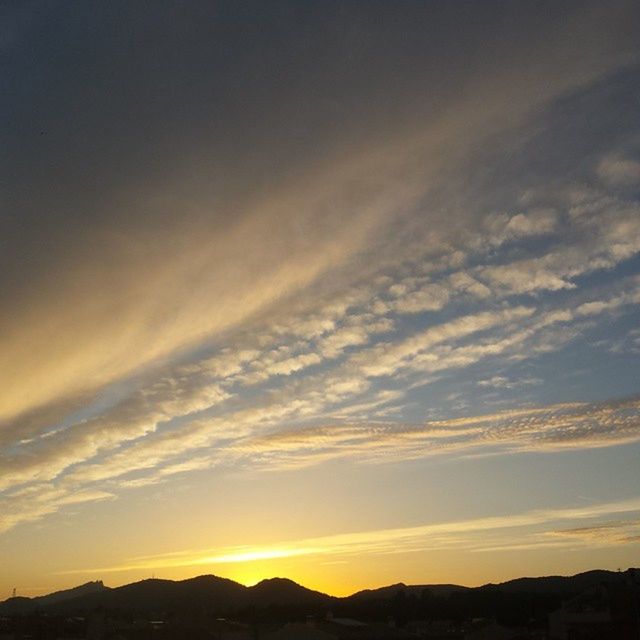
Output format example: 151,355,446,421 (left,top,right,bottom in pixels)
0,568,635,619
39,575,249,615
0,597,32,615
2,574,333,617
0,581,107,615
248,577,333,607
348,569,633,601
348,582,468,600
478,569,629,594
